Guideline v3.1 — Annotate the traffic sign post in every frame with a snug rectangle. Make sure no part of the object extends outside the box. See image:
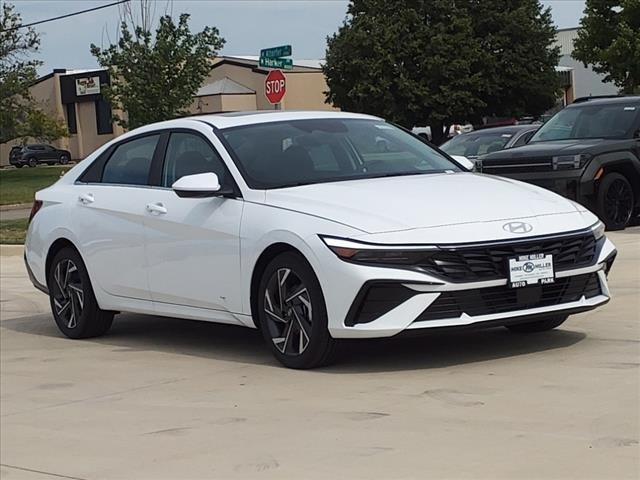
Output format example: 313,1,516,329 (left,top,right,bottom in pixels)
265,69,286,107
259,45,292,109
